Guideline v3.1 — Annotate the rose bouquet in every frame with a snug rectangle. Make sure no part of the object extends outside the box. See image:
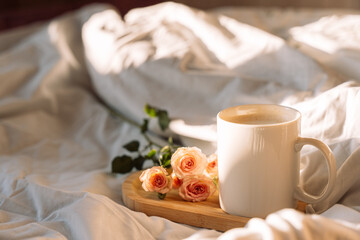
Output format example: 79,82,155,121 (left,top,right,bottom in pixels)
111,104,218,202
140,147,218,201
